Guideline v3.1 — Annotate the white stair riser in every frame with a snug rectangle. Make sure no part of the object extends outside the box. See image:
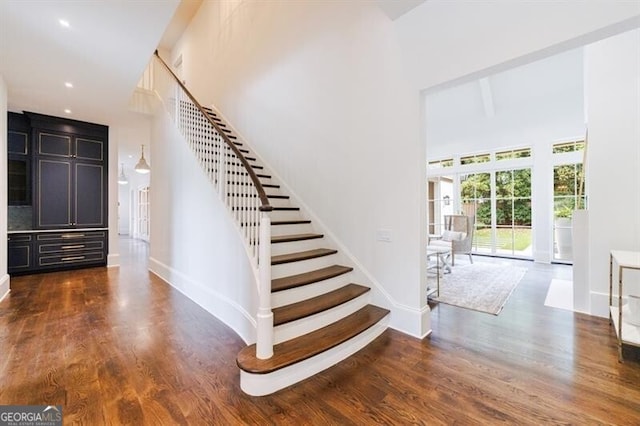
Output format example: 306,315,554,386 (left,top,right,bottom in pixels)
270,210,303,222
271,273,353,308
271,223,313,237
266,197,292,208
272,255,338,280
274,292,371,344
240,315,390,396
271,238,324,256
